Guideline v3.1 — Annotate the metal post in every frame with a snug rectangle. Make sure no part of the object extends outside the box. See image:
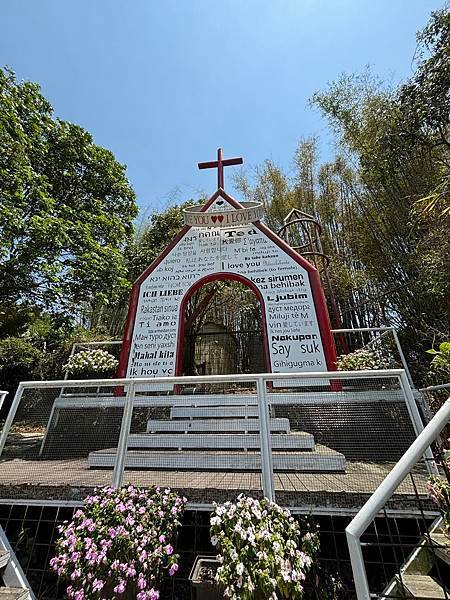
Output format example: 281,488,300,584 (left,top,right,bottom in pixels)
346,530,371,600
391,328,414,387
0,384,24,457
398,371,439,476
256,377,275,501
112,382,135,488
